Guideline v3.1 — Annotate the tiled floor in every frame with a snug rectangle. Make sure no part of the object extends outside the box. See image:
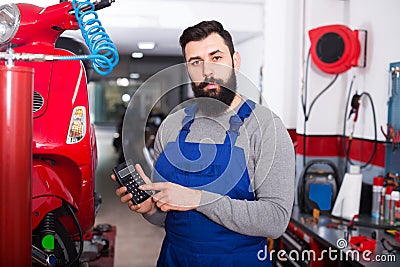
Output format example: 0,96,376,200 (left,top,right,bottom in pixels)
93,125,165,267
